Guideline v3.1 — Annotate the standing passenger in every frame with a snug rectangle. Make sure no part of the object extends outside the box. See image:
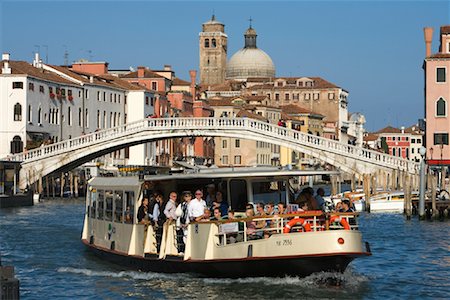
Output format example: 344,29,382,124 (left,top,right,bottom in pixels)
188,190,206,222
176,191,191,254
164,192,178,222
